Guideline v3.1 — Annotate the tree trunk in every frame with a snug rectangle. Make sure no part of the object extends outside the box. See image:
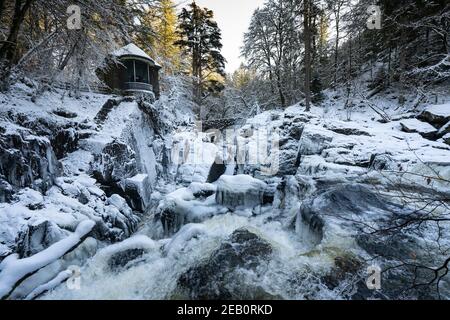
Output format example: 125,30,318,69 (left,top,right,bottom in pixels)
276,71,286,108
0,0,34,91
303,0,311,112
